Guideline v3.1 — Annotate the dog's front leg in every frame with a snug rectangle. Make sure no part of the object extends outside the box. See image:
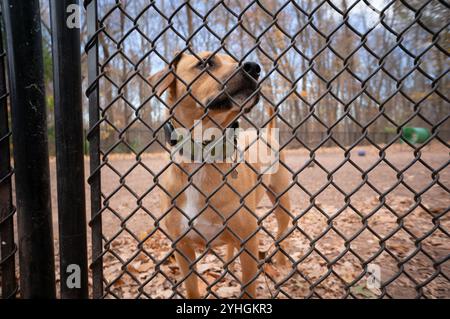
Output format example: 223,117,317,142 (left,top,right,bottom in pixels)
226,244,234,263
239,236,259,299
175,243,200,299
